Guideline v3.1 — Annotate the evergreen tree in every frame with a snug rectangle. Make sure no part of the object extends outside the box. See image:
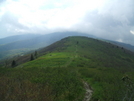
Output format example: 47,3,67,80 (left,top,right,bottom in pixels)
30,54,34,61
11,60,16,67
34,51,38,58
